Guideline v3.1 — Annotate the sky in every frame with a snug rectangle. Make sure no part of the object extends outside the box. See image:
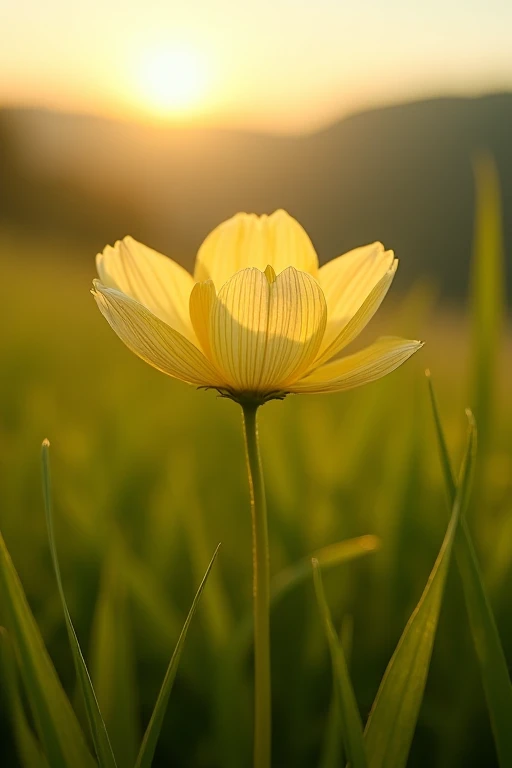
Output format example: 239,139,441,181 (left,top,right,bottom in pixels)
1,0,511,133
